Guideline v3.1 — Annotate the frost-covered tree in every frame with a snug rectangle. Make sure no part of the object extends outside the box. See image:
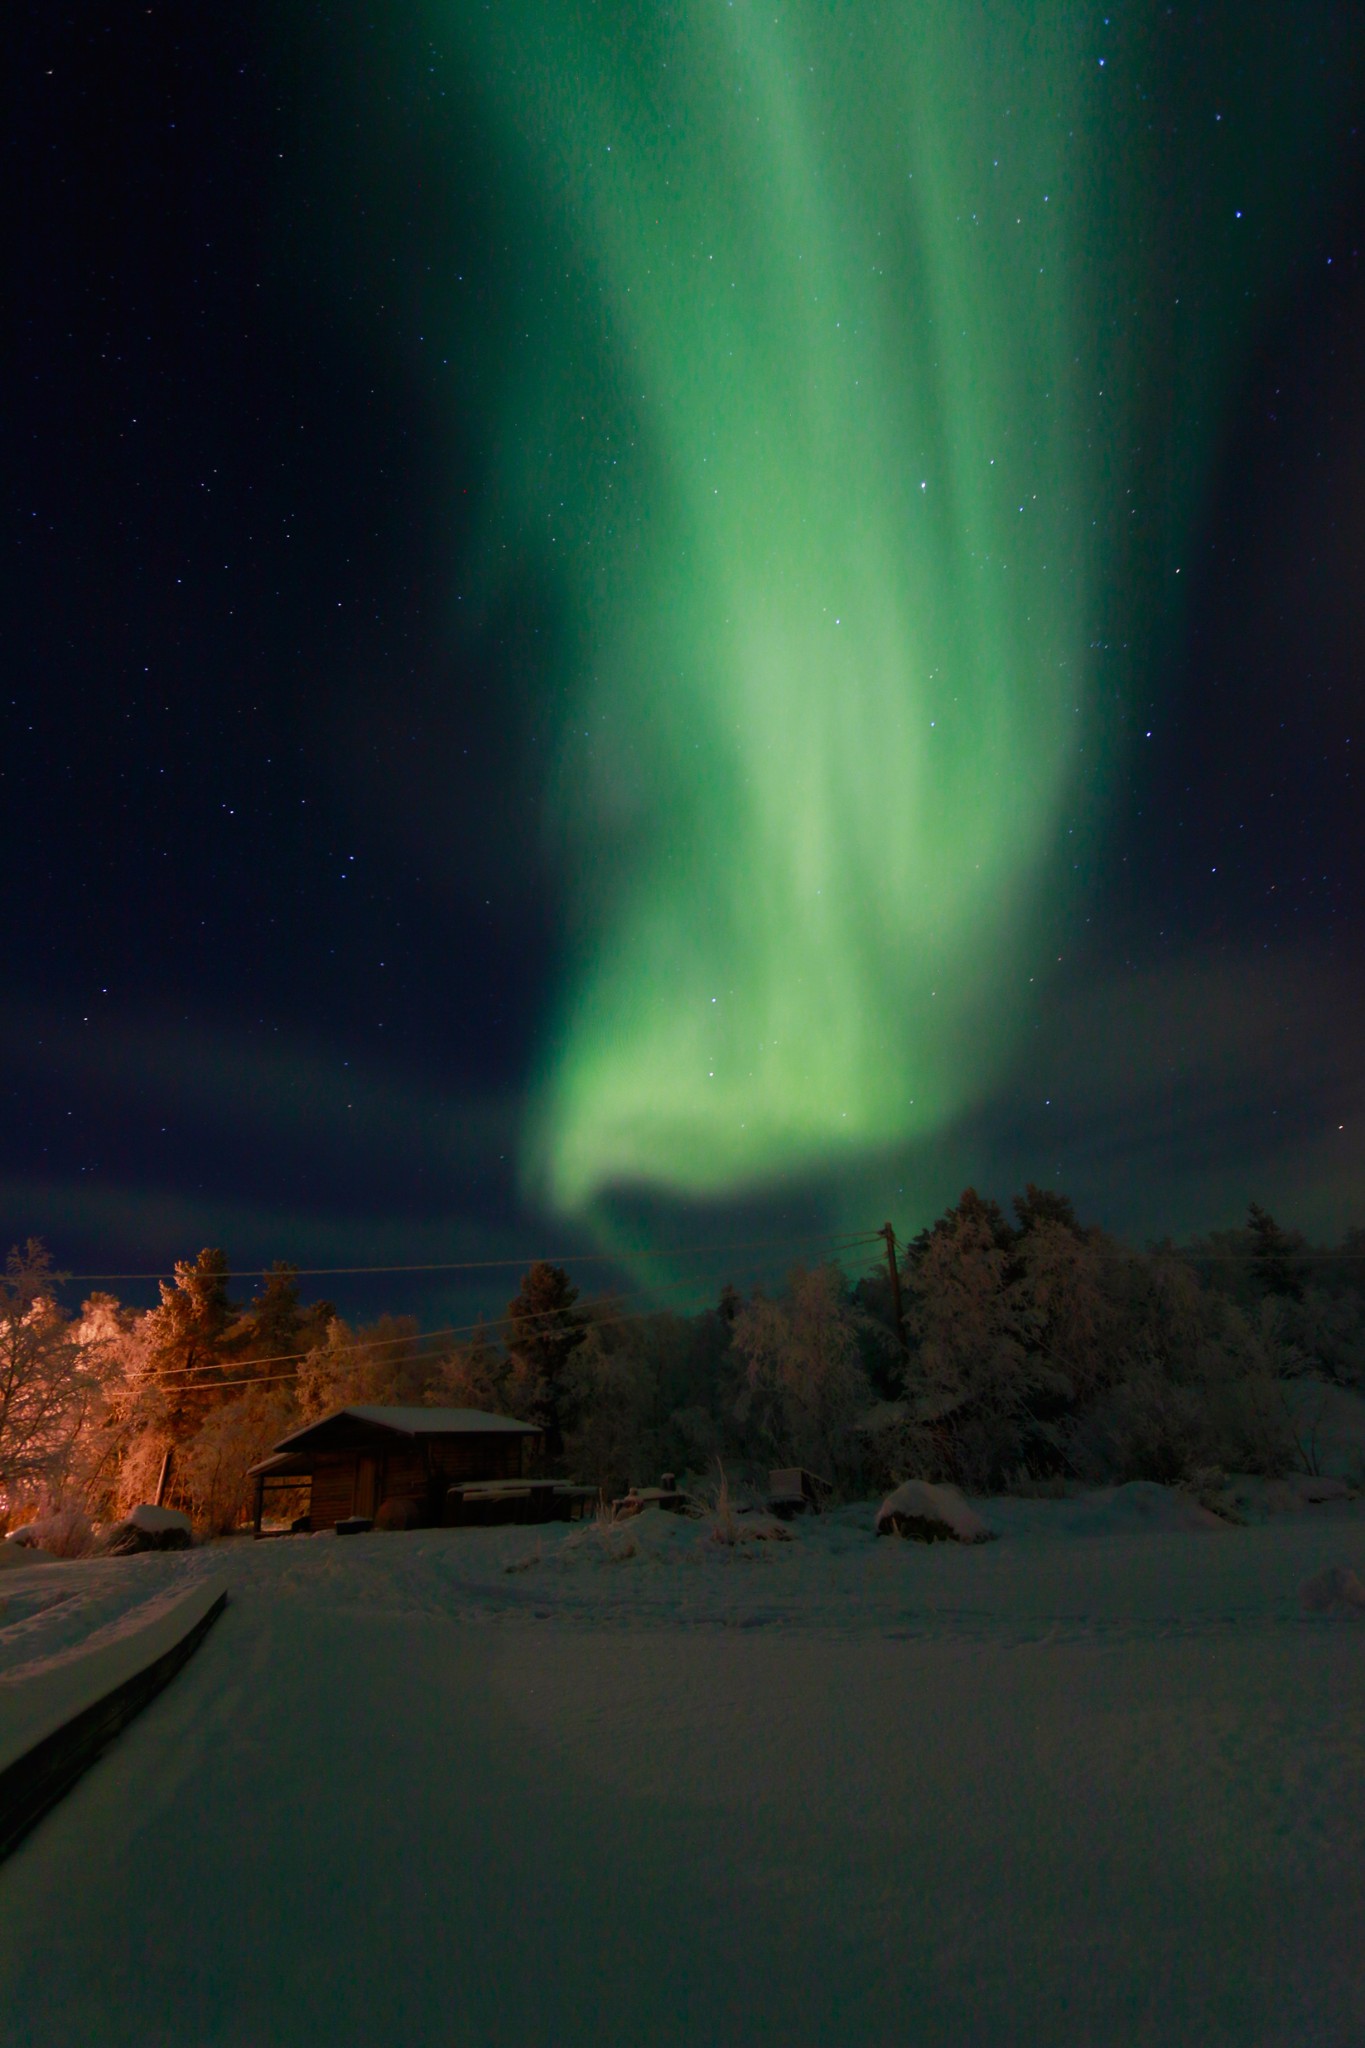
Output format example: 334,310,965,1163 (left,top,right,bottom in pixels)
0,1241,107,1518
224,1262,334,1376
425,1319,526,1416
294,1314,425,1420
729,1263,877,1480
143,1248,235,1440
903,1189,1105,1488
560,1321,661,1496
176,1382,301,1534
62,1291,159,1518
